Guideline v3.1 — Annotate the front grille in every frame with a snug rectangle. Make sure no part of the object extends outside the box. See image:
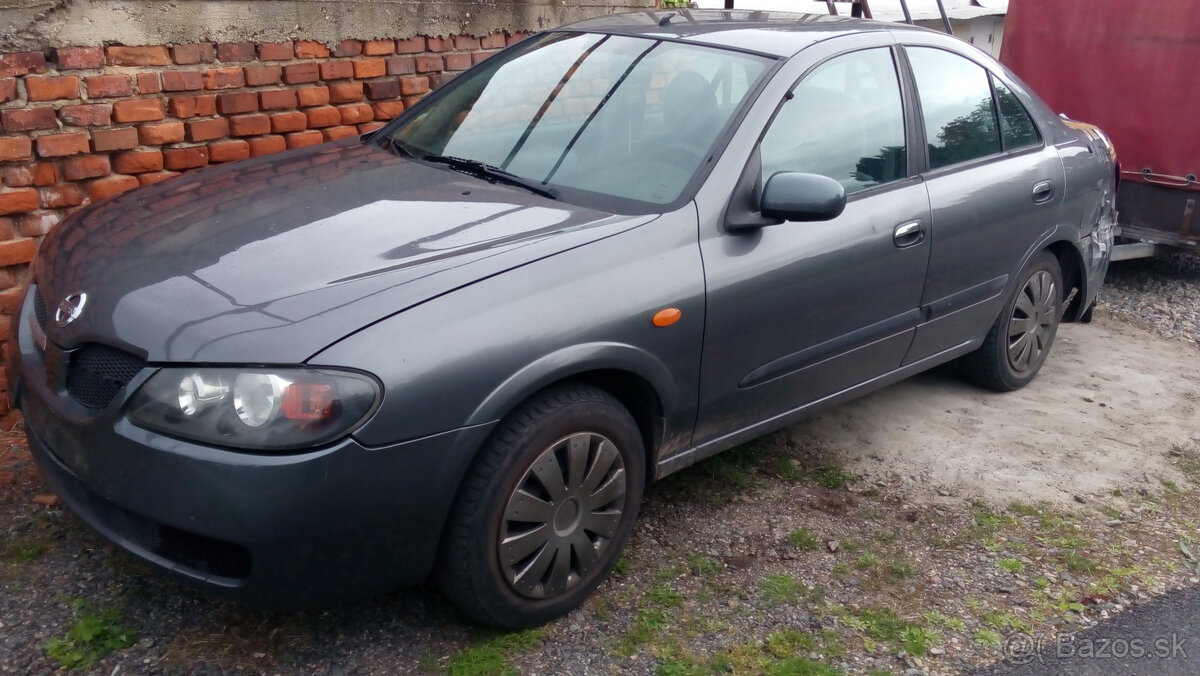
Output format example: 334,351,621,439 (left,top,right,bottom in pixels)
66,343,147,409
33,289,48,328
